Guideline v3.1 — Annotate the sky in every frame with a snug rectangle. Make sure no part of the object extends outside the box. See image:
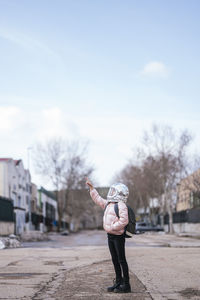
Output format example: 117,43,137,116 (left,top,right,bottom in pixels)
0,0,200,188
